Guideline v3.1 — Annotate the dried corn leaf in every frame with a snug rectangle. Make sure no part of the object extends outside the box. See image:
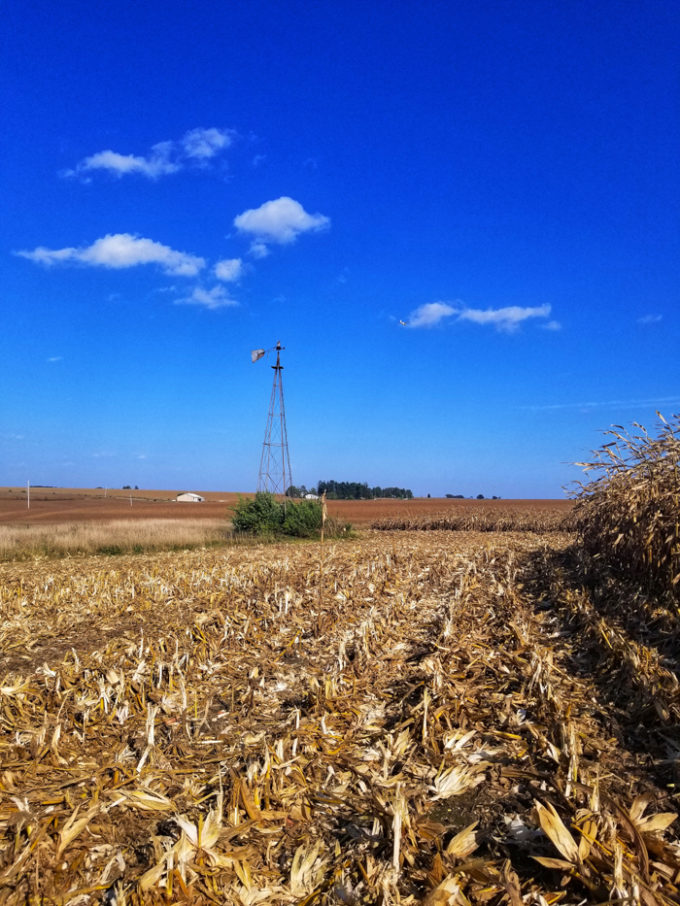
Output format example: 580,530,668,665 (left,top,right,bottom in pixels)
119,788,173,811
637,812,677,835
431,765,480,800
445,822,479,859
56,805,97,859
535,800,579,864
290,841,327,895
423,875,465,905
